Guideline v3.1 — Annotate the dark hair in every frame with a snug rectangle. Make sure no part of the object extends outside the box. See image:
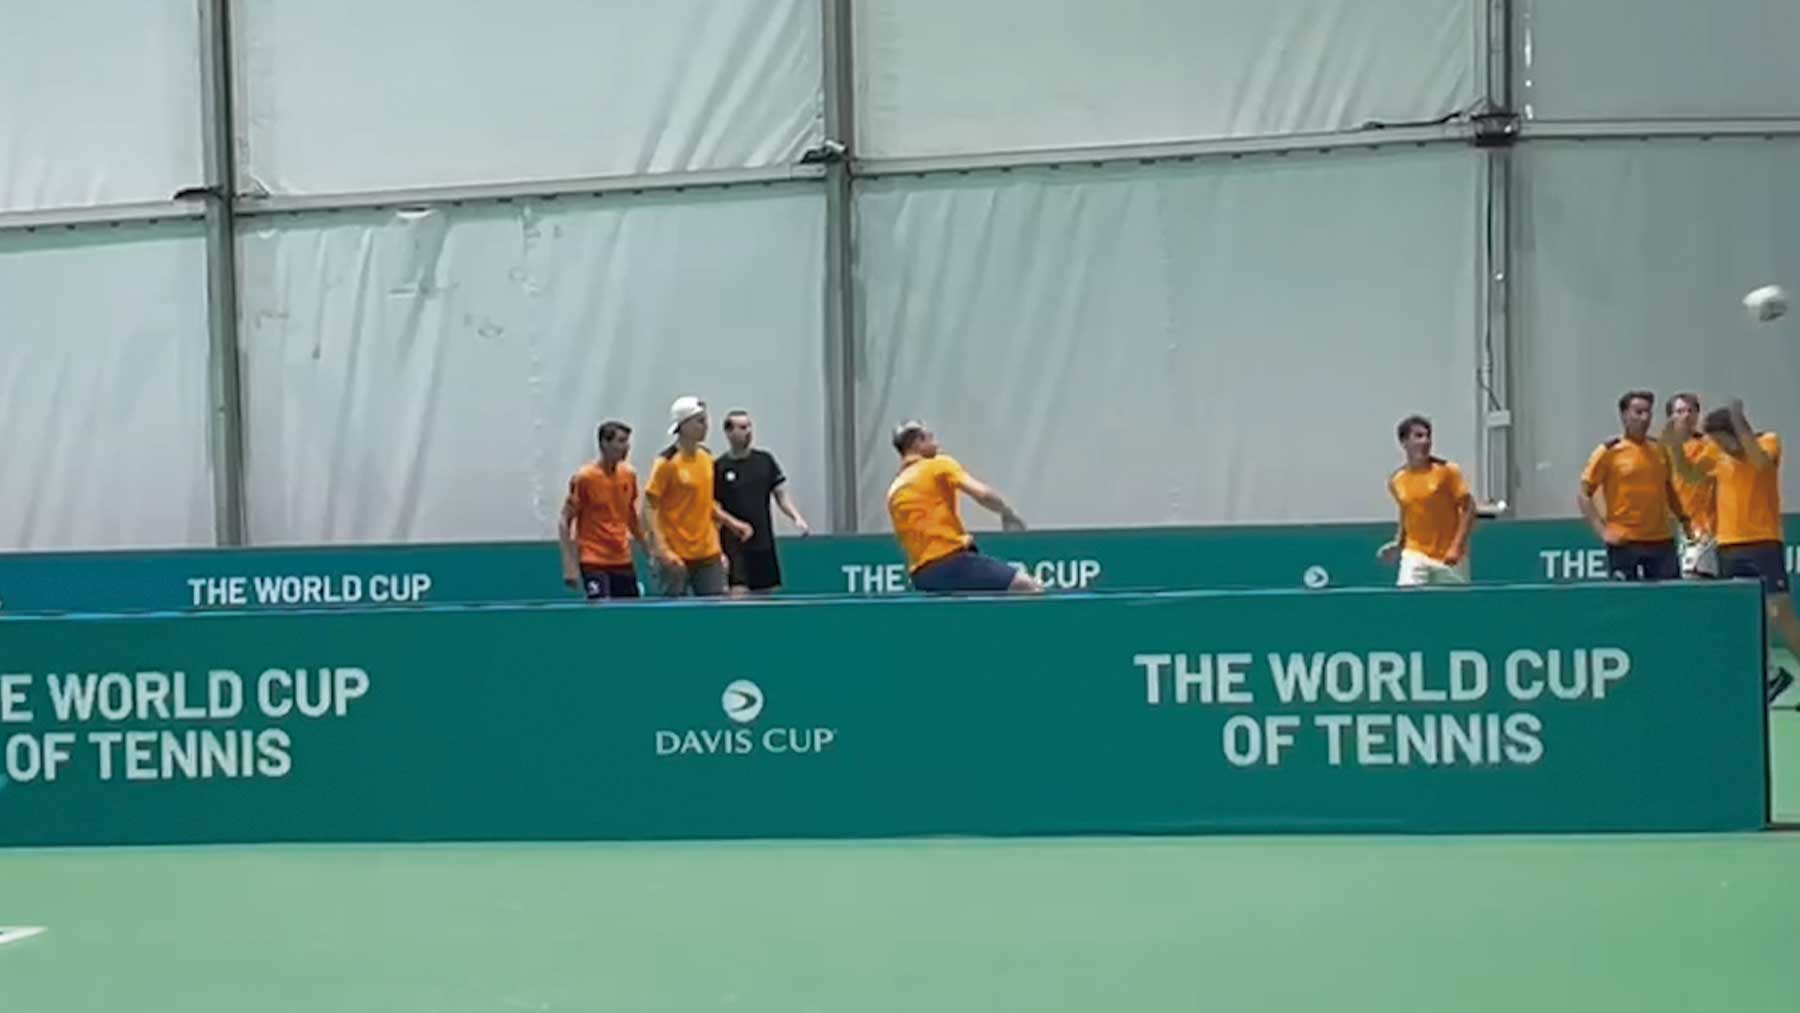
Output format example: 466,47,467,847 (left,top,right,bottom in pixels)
1618,390,1655,413
596,420,631,447
724,410,751,428
1395,414,1432,443
1665,392,1700,417
893,421,928,454
1702,408,1736,436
